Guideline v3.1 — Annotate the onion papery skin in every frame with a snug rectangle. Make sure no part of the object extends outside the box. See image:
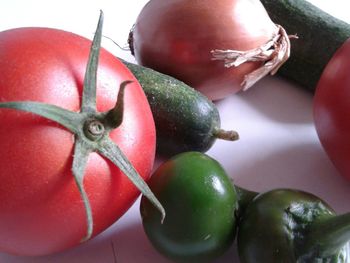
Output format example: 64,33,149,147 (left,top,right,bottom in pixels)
130,0,277,100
